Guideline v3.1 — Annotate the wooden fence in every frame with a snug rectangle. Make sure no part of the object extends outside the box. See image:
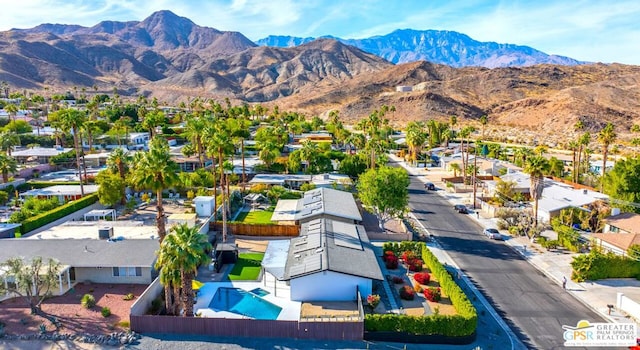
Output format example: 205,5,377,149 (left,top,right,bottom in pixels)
130,315,363,340
211,222,299,237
